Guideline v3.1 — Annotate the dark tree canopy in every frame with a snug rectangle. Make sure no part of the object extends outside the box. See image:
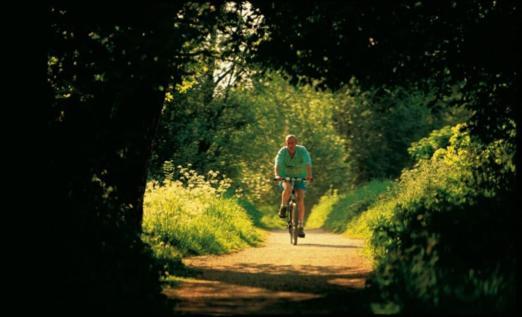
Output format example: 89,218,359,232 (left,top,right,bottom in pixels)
250,0,519,142
46,2,247,314
251,1,518,86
